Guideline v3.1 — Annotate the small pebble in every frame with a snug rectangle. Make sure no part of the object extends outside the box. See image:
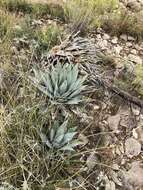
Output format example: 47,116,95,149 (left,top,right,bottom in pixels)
130,49,137,54
120,34,127,41
128,36,135,41
111,37,118,44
